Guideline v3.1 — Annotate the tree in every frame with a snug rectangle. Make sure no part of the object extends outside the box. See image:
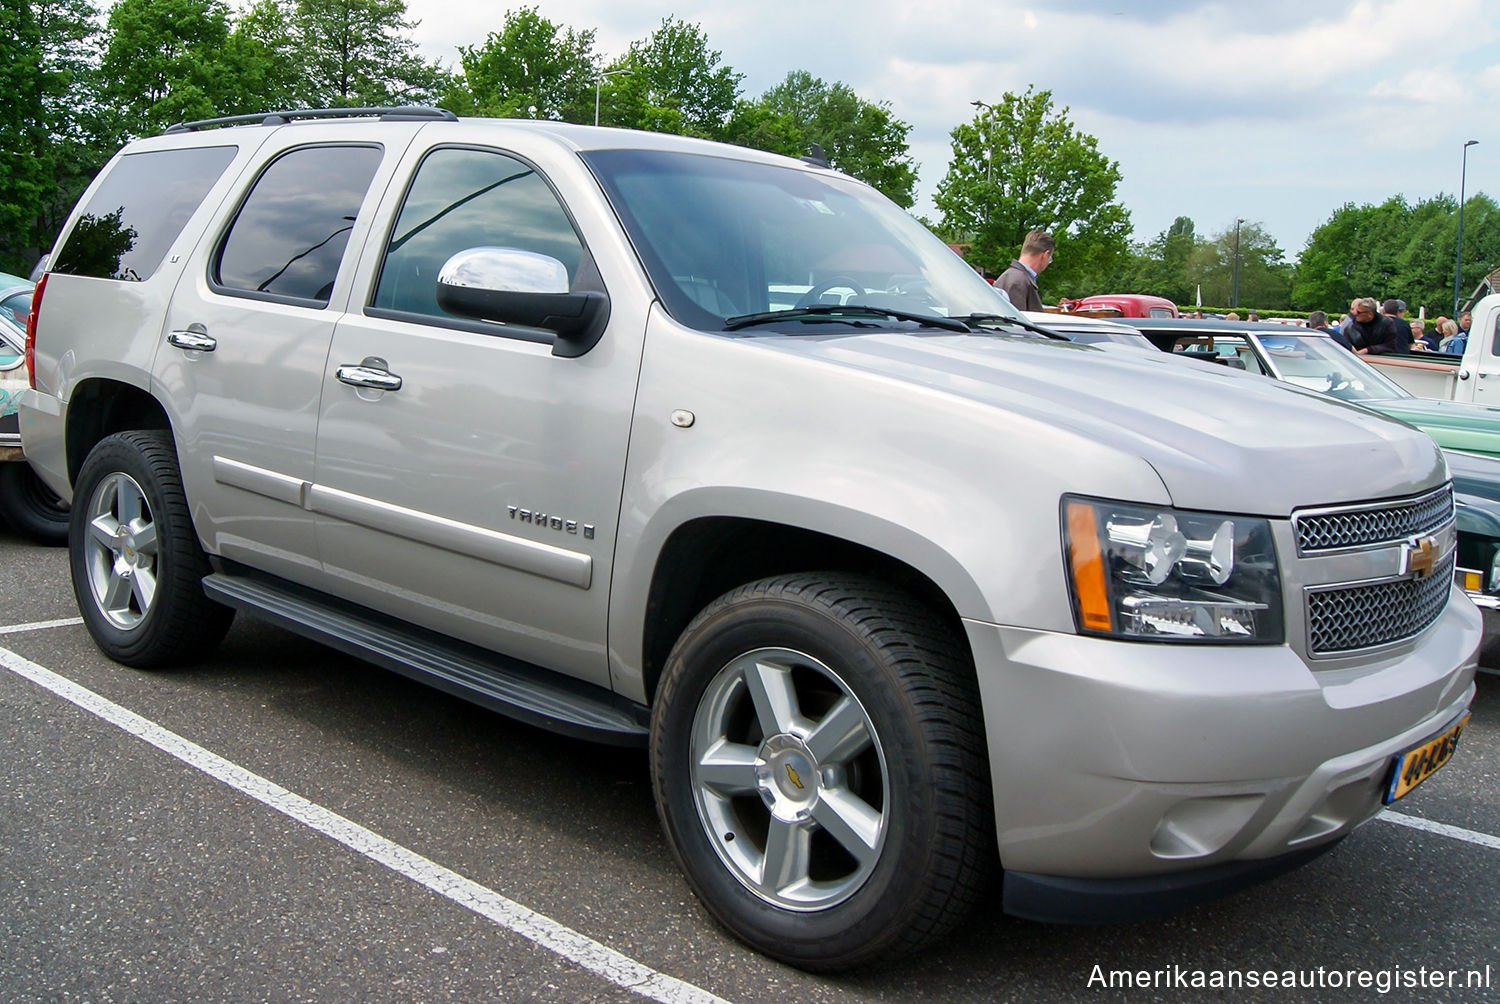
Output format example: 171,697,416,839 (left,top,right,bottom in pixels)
608,17,741,138
730,71,918,208
2,0,117,273
442,7,598,121
1293,194,1500,316
291,0,449,107
935,87,1130,295
227,0,305,113
99,0,237,137
0,0,51,273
